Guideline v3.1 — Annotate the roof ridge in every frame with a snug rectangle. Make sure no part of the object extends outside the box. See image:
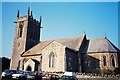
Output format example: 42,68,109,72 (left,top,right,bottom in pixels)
41,40,55,50
90,37,106,40
42,35,84,41
55,35,85,41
